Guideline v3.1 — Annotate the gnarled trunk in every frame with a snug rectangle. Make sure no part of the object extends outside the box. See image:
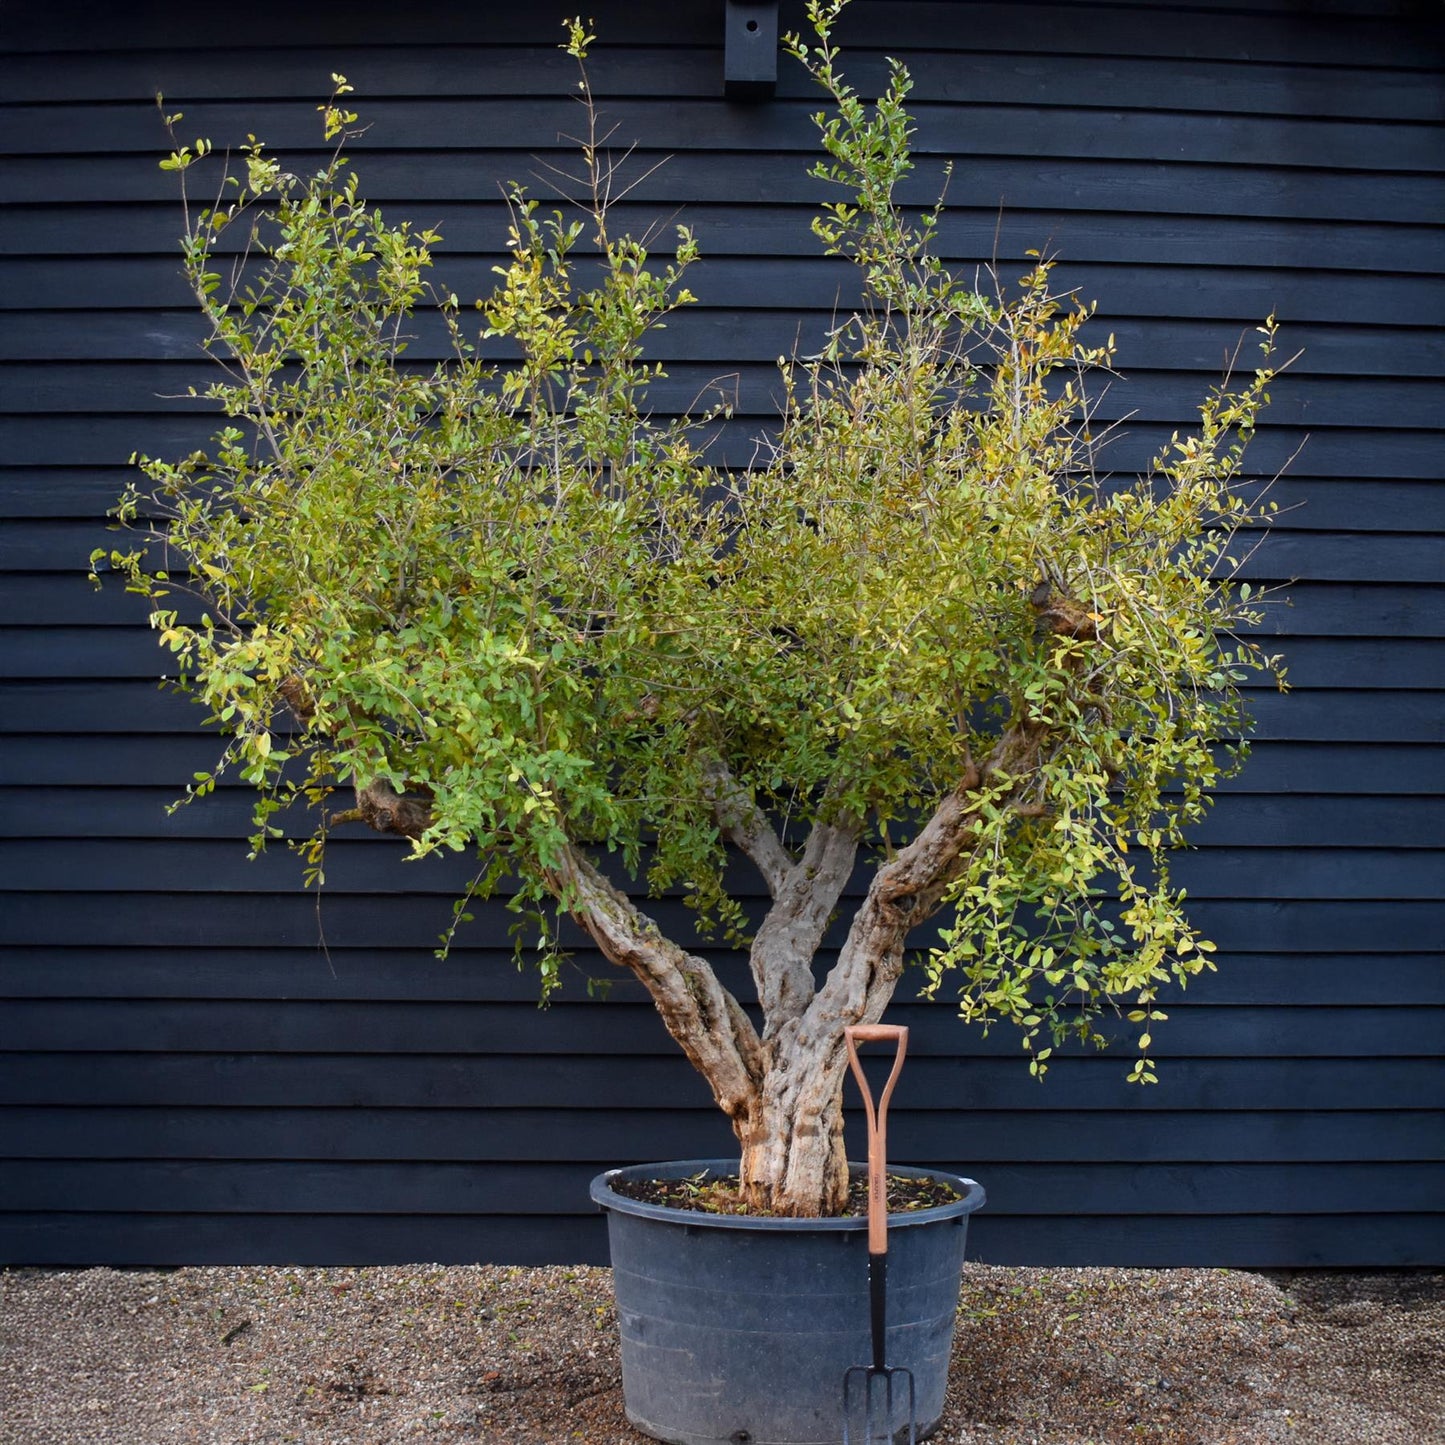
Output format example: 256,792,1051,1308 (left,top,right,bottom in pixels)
548,739,1045,1217
737,1028,853,1216
344,738,1045,1219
